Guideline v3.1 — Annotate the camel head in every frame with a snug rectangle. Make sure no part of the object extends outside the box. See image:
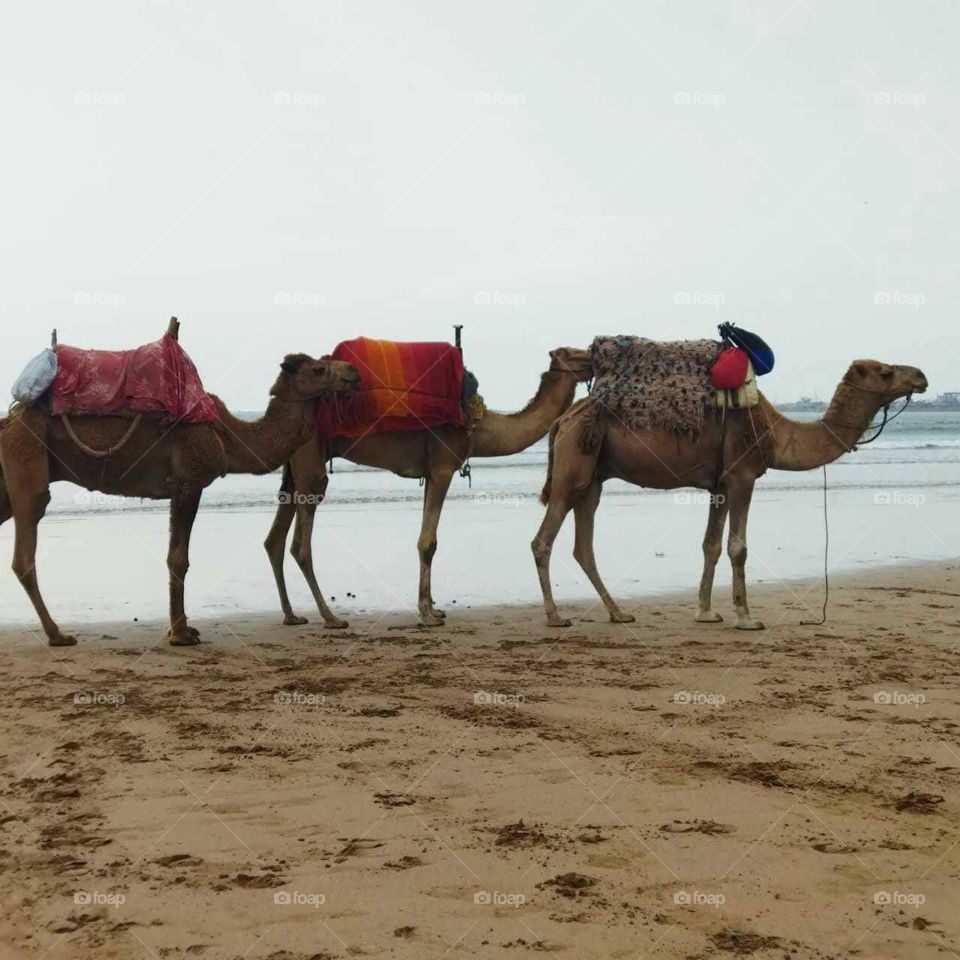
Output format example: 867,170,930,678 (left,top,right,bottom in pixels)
549,347,593,382
843,359,928,402
271,354,361,401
